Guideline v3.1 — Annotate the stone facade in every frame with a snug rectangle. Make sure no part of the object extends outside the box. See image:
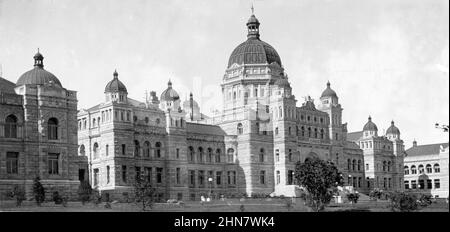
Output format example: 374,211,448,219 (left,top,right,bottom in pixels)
0,52,88,200
78,13,377,201
404,141,449,198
